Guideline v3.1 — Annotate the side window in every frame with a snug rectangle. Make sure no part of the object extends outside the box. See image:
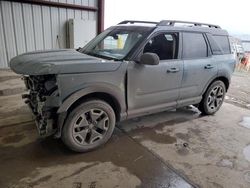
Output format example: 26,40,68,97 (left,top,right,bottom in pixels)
213,35,231,54
206,34,223,55
183,32,208,59
143,33,179,60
